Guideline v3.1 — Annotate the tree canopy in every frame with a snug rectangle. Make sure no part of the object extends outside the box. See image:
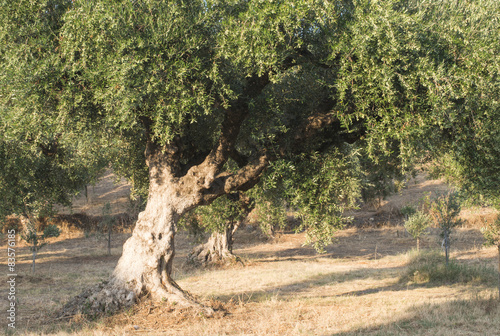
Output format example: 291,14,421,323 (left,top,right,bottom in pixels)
2,0,498,203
